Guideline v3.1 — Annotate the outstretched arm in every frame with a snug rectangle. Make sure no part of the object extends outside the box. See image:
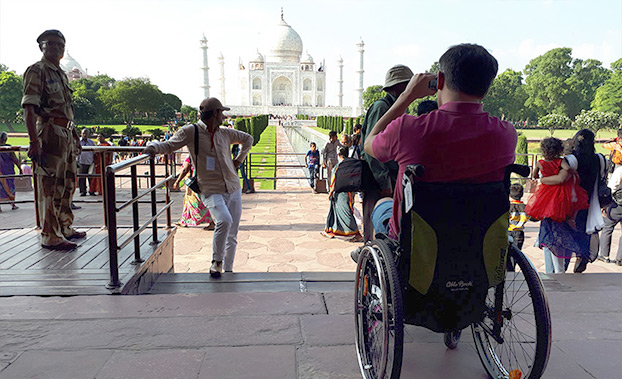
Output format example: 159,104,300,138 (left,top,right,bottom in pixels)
540,160,572,185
